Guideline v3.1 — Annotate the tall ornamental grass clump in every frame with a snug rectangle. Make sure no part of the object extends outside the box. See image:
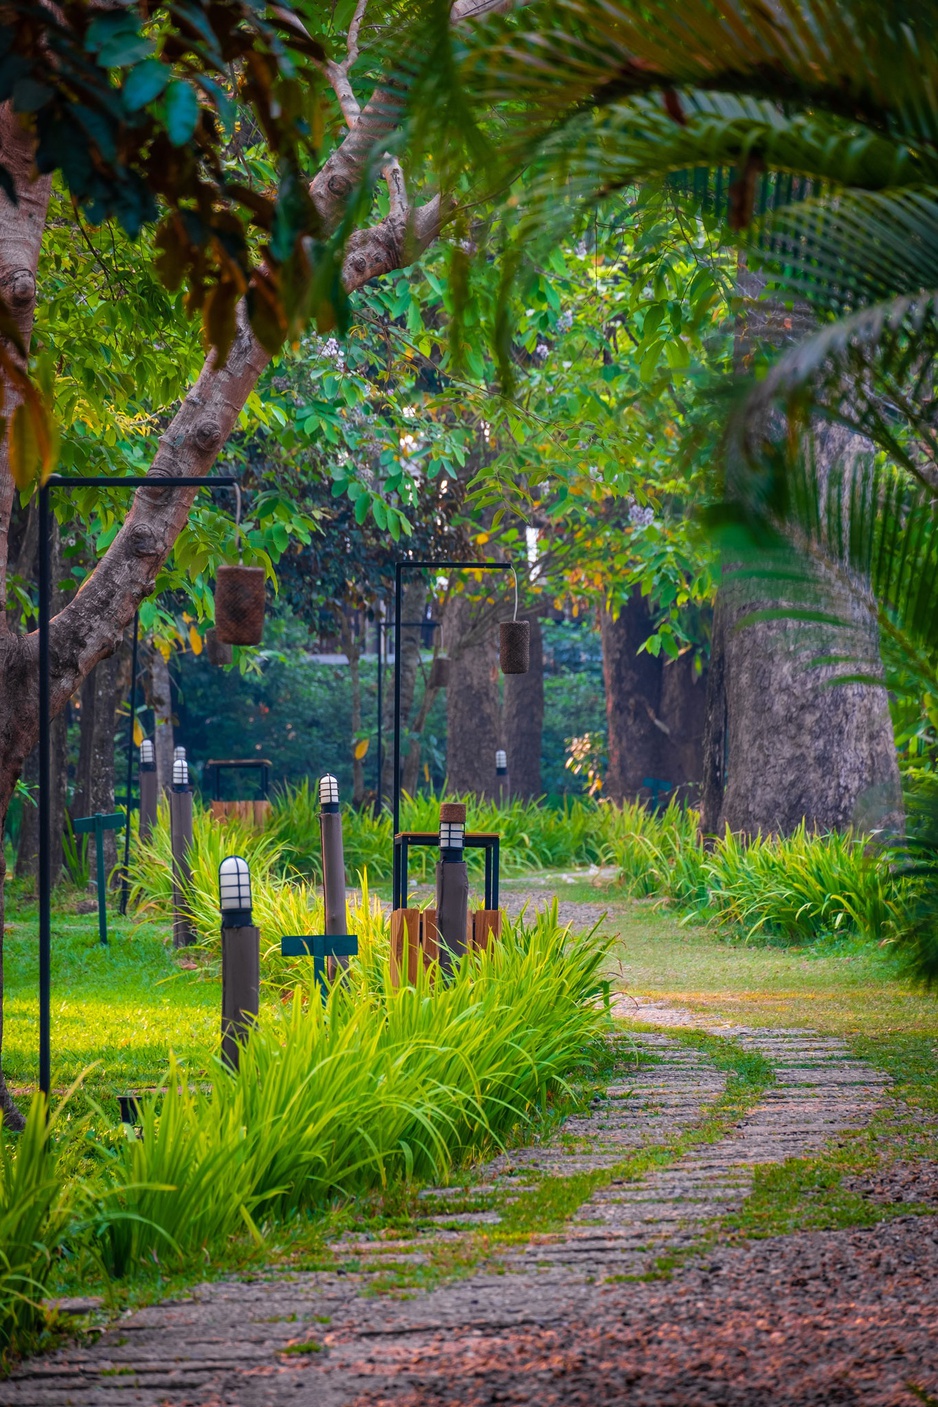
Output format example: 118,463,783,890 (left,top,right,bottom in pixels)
0,1096,72,1360
265,785,612,880
84,909,610,1276
605,803,896,945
